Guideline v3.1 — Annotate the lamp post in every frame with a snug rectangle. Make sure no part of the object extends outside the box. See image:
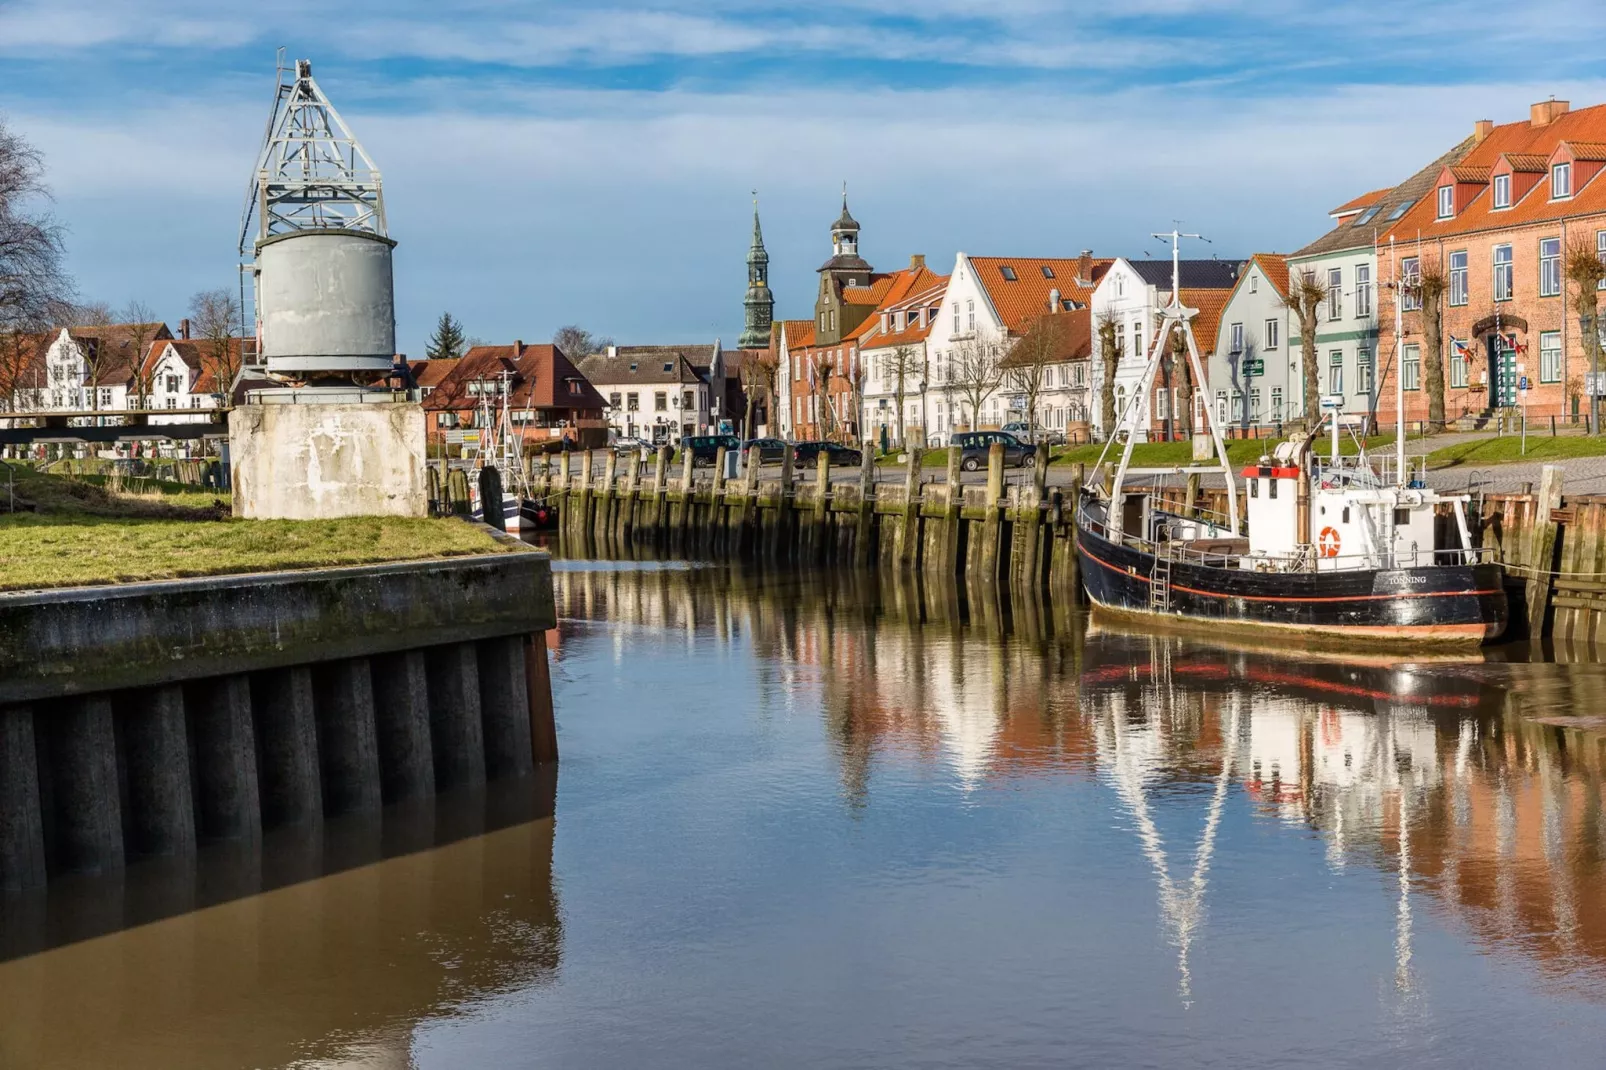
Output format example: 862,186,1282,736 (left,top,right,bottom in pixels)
1583,311,1599,435
918,378,928,448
